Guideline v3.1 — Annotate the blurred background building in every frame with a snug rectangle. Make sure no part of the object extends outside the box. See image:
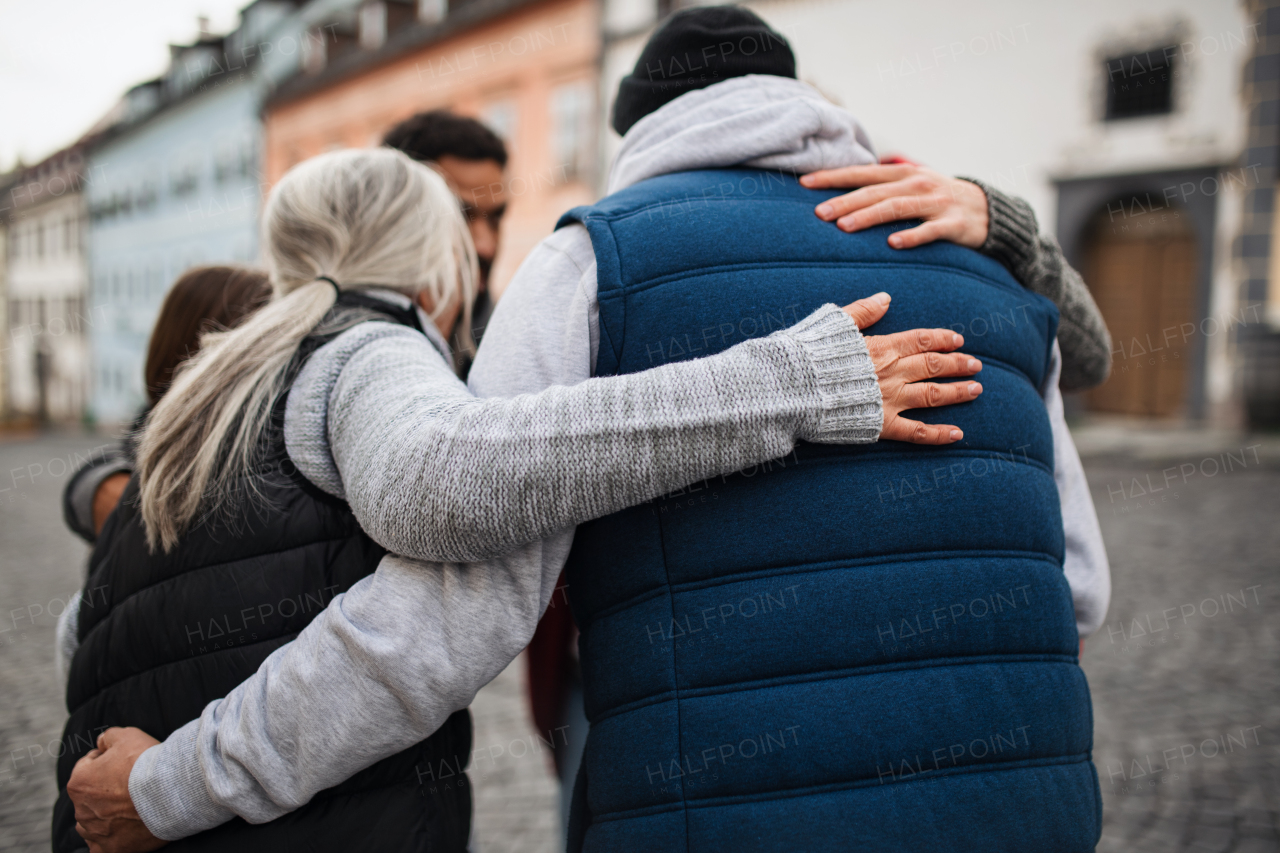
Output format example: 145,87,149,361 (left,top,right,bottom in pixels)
261,0,600,297
2,0,1280,427
0,212,7,421
0,144,94,425
83,0,318,422
602,0,1280,426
